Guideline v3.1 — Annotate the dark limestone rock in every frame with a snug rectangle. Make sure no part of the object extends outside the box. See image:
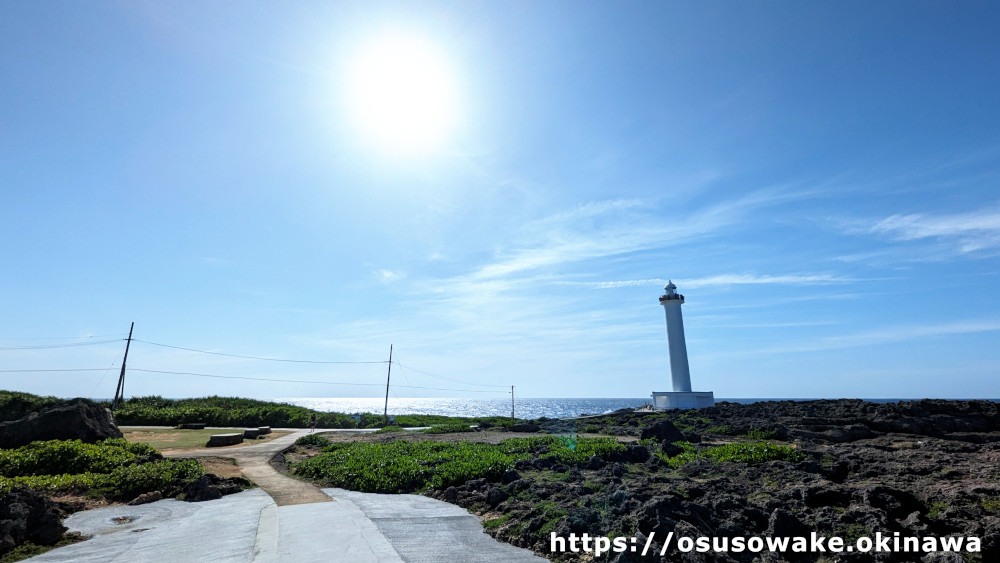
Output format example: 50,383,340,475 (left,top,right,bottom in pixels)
127,491,164,506
0,489,67,556
625,444,650,462
0,398,122,449
486,487,508,507
502,469,521,484
509,422,540,433
182,475,223,502
639,419,684,443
